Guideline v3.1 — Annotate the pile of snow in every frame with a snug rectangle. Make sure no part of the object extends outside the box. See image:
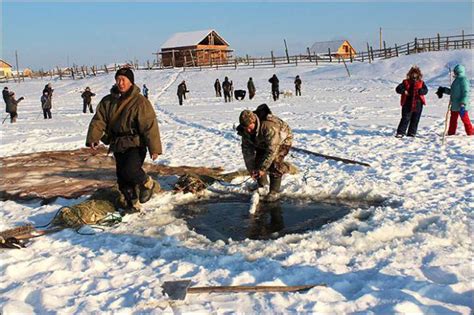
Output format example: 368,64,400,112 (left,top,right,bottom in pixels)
0,50,472,314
